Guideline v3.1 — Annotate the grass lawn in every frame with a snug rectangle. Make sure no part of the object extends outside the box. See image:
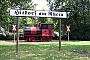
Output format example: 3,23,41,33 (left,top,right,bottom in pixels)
0,40,90,60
